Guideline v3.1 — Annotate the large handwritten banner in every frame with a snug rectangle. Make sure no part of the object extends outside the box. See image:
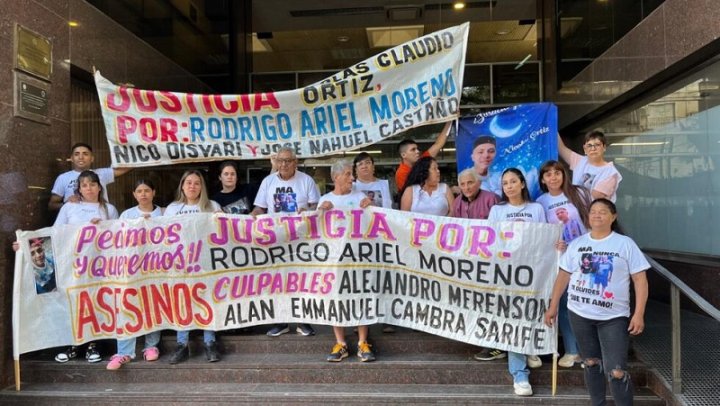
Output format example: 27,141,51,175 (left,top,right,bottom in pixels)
95,24,469,168
13,208,560,358
456,103,558,198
